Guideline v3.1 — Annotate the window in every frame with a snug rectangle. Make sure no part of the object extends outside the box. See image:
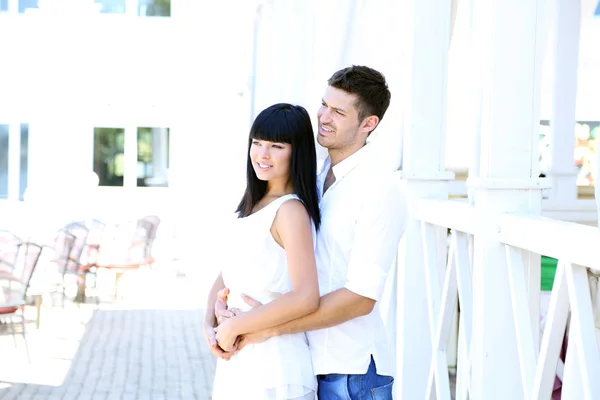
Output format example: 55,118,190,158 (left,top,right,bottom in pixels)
18,0,38,13
94,128,125,187
138,0,170,16
14,0,169,15
0,124,29,200
137,127,169,187
93,126,170,188
94,0,125,14
539,120,599,186
92,0,170,16
20,124,29,200
1,0,8,12
0,125,8,198
574,121,599,186
595,1,600,16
